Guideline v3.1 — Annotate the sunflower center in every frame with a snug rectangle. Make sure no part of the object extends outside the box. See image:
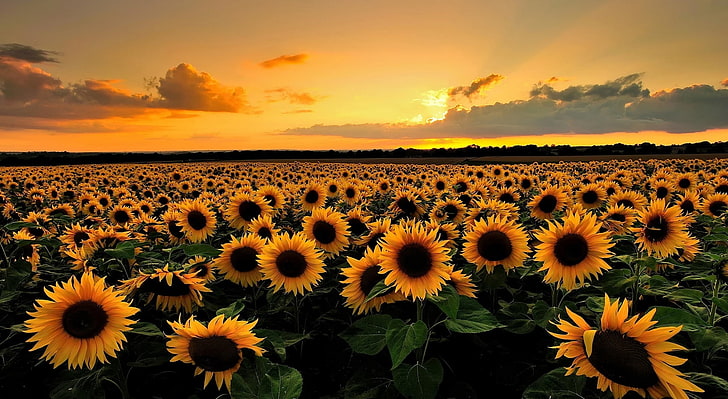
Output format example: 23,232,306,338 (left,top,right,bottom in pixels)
396,197,417,215
709,200,727,216
521,179,532,190
312,221,337,244
366,233,386,250
717,184,728,194
443,204,459,219
168,220,185,238
73,231,90,246
263,194,277,207
328,184,338,194
436,229,449,242
396,243,432,278
141,274,191,296
678,178,691,189
655,187,668,199
238,201,262,221
553,233,589,266
114,210,131,224
582,190,599,204
538,195,558,214
455,182,468,193
188,336,240,372
187,210,207,230
257,227,273,240
62,300,109,339
608,213,626,222
230,246,259,272
616,199,634,208
680,200,695,214
345,188,356,199
587,330,659,388
276,250,308,277
477,231,513,261
348,218,368,236
304,190,319,204
360,265,384,296
499,193,515,203
50,208,70,216
644,216,669,242
435,181,445,191
28,227,44,238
